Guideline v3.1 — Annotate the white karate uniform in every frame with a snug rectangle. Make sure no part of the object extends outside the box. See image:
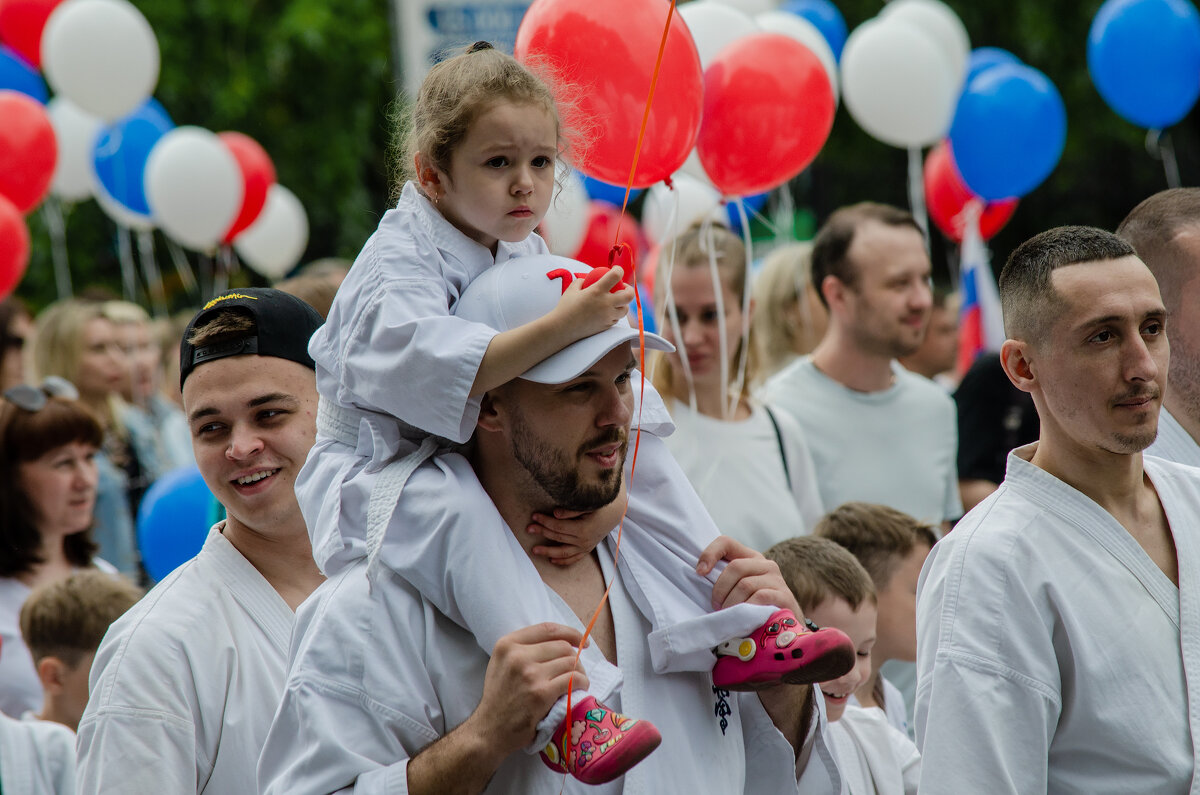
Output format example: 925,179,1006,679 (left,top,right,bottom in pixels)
0,711,74,794
828,705,920,795
77,525,295,794
847,676,908,737
259,540,843,795
1148,407,1200,468
916,444,1200,794
297,183,780,742
663,399,825,550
